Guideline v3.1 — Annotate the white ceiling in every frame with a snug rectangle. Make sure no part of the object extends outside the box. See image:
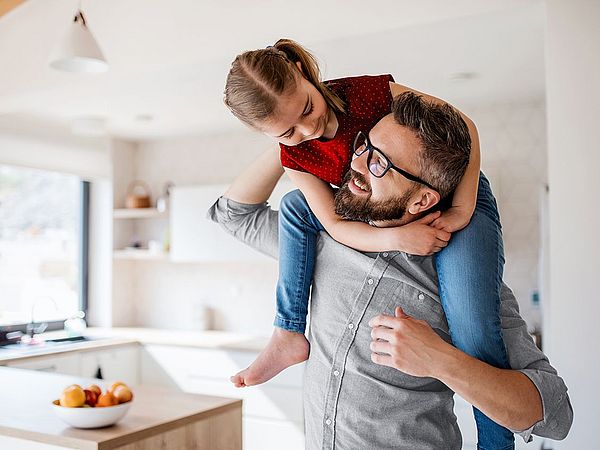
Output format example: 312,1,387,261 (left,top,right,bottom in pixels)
0,0,545,140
